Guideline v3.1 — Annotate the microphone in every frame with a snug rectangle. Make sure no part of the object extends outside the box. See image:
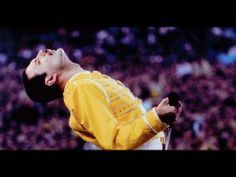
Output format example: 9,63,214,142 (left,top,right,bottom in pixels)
162,92,180,150
168,92,180,107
